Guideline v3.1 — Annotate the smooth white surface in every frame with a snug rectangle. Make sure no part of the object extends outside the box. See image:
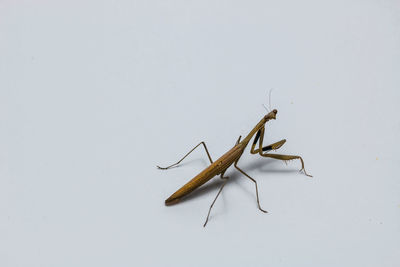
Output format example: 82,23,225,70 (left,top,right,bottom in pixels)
1,1,400,266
